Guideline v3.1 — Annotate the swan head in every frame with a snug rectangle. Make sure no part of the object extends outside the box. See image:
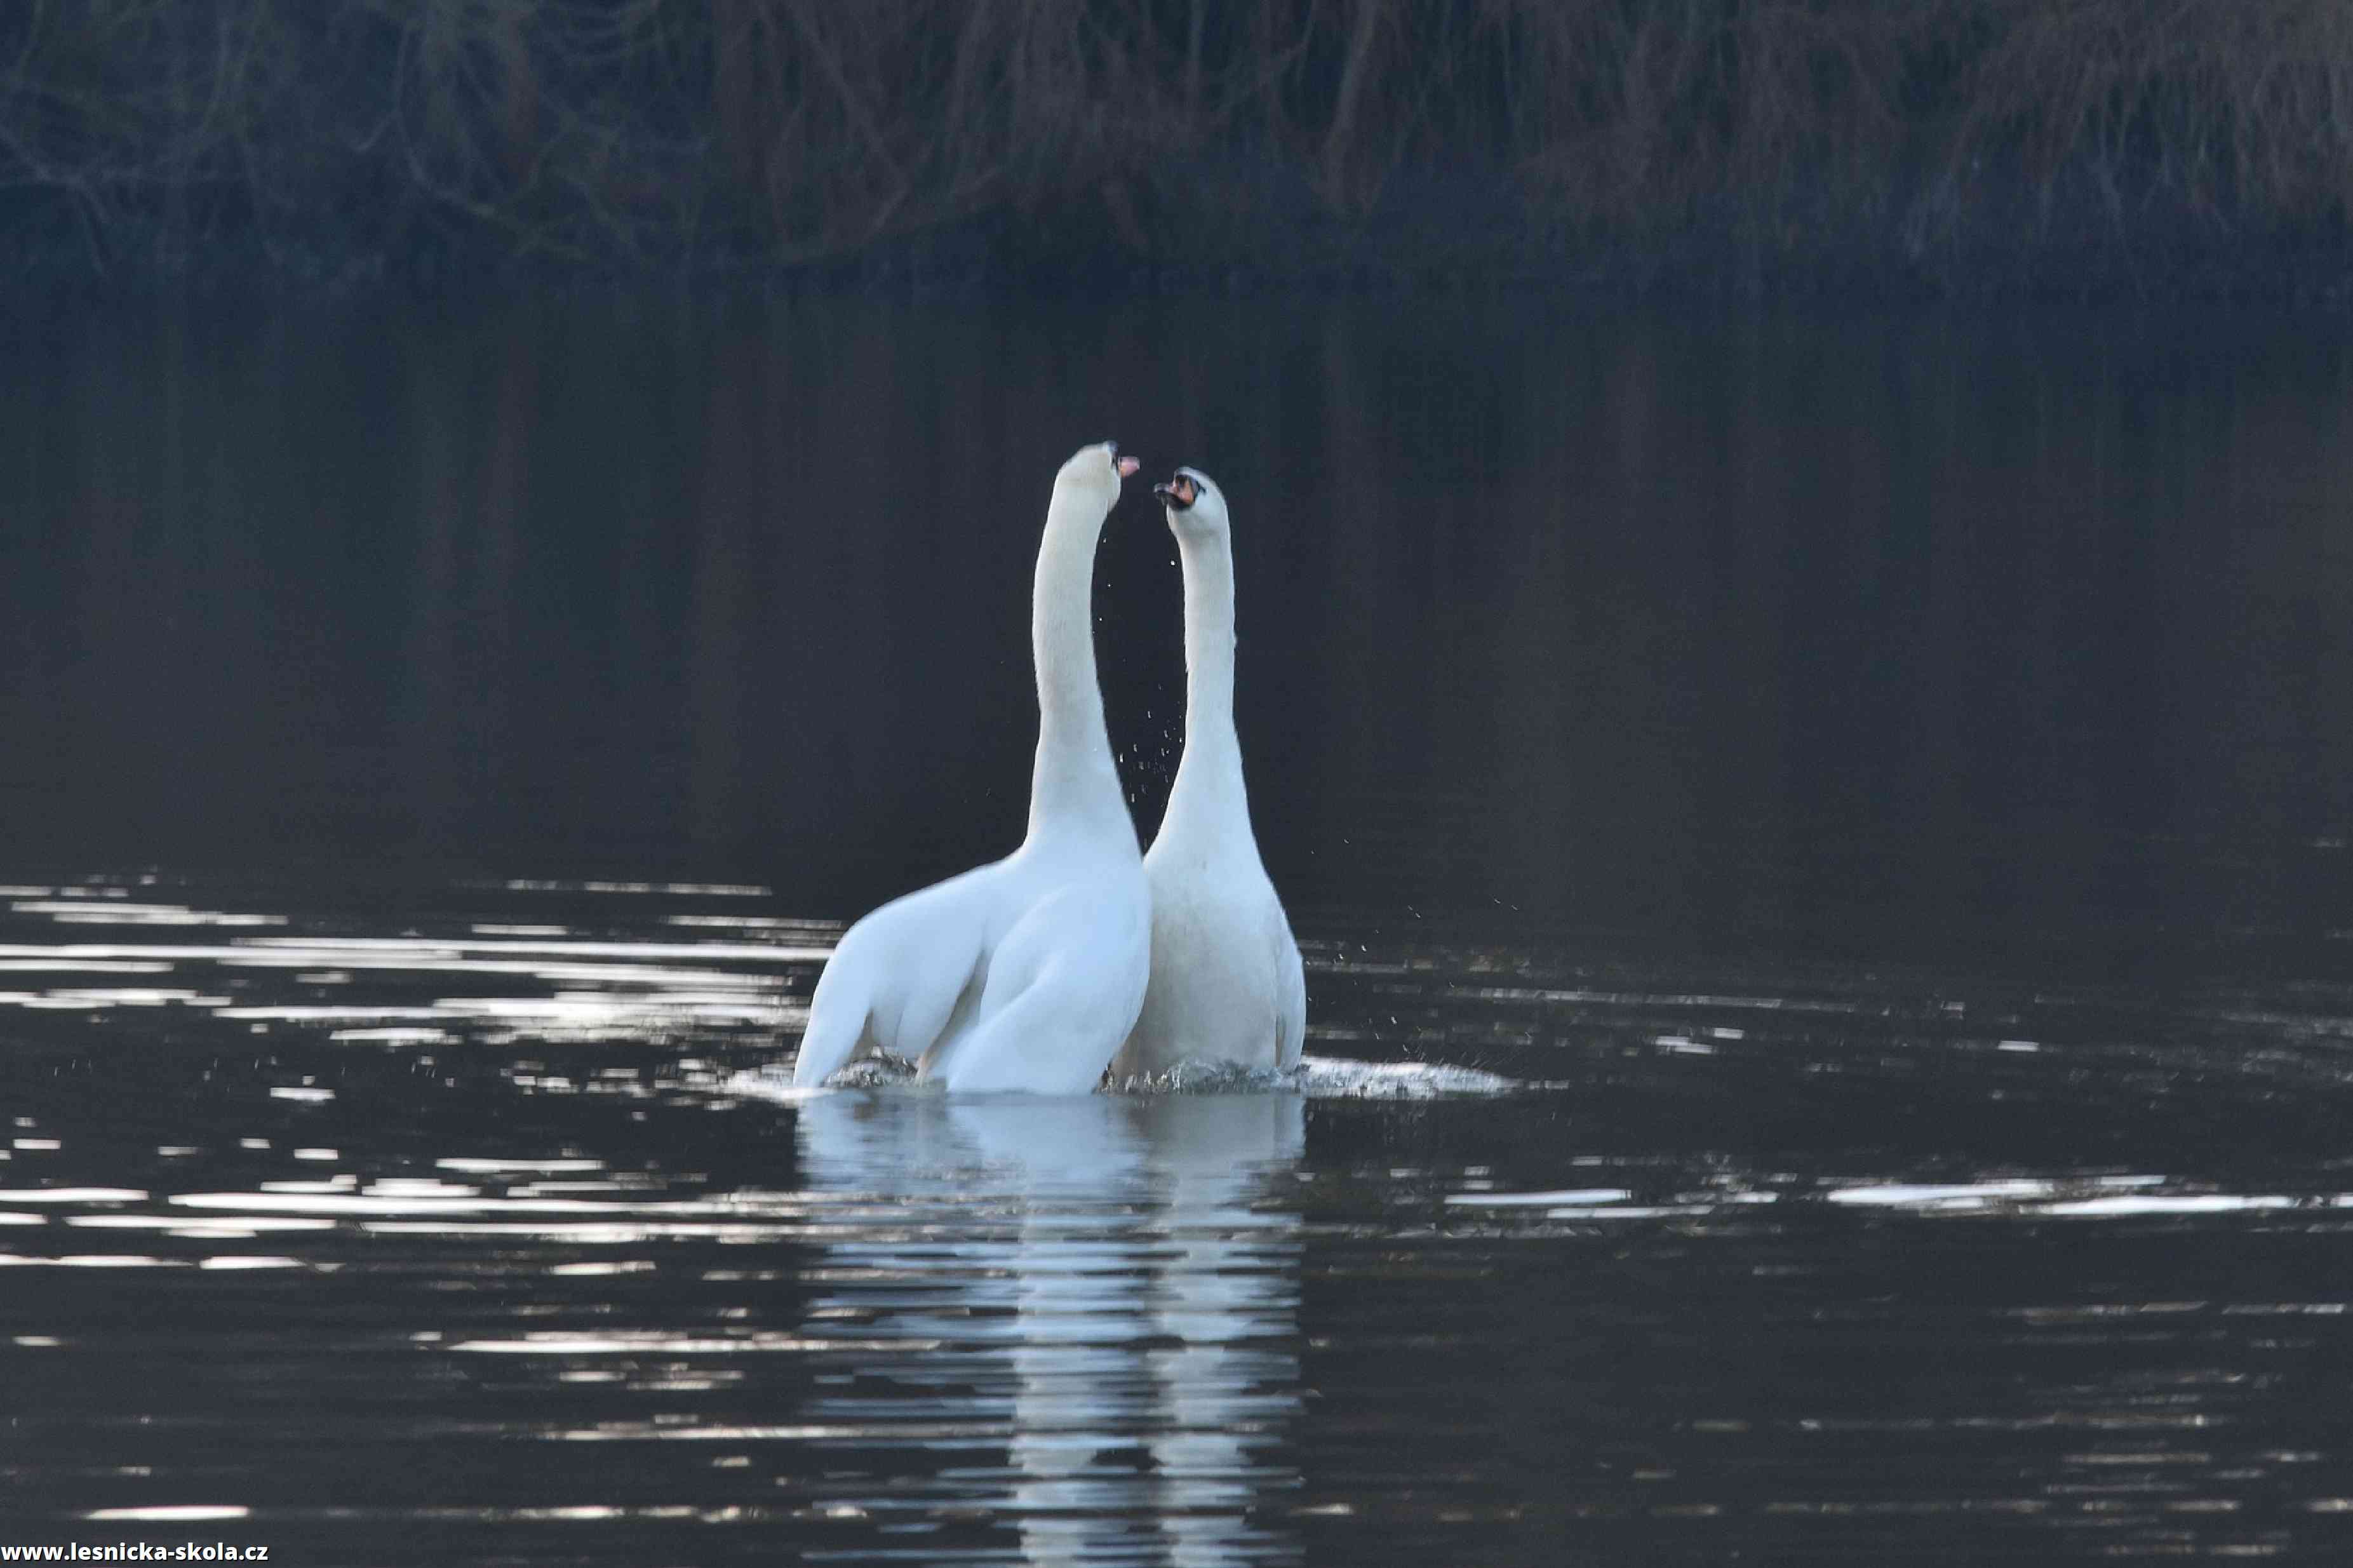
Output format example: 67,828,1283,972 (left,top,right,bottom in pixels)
1055,441,1141,503
1152,467,1228,538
